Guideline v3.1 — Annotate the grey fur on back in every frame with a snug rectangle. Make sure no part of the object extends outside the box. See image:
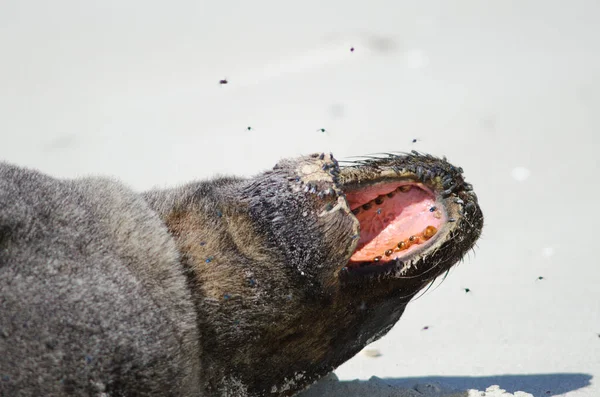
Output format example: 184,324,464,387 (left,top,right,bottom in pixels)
0,162,201,396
